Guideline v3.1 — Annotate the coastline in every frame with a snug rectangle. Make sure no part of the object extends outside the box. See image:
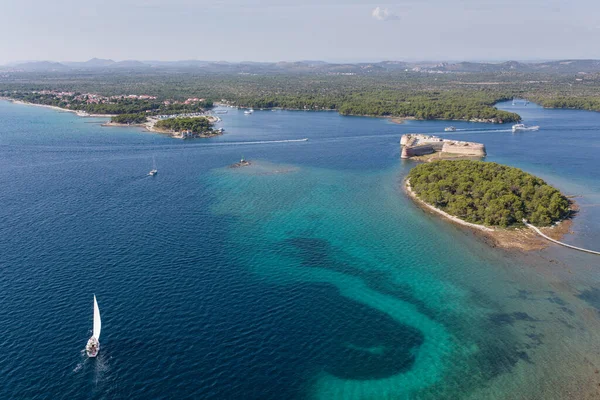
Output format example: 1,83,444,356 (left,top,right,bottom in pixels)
4,99,221,139
102,119,223,138
213,102,517,123
404,178,574,251
389,117,409,124
3,99,117,118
